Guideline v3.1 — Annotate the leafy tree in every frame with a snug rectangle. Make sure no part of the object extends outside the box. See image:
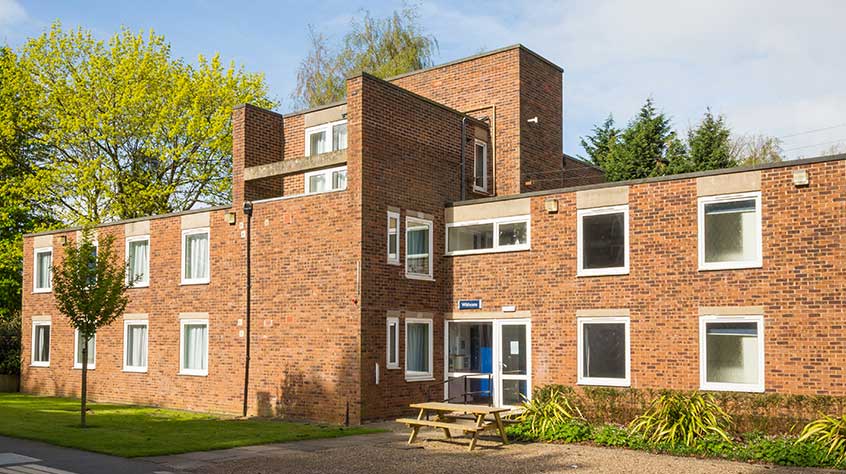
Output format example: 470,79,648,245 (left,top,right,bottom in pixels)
52,234,129,427
579,115,619,169
10,22,274,225
293,6,438,108
0,314,21,377
686,110,736,172
731,134,784,166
